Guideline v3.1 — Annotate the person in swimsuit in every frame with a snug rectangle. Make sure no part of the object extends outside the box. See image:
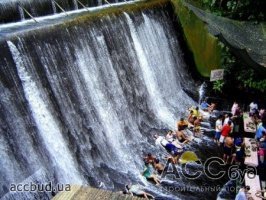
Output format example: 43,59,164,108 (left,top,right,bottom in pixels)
223,136,234,164
125,184,155,199
142,162,160,185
